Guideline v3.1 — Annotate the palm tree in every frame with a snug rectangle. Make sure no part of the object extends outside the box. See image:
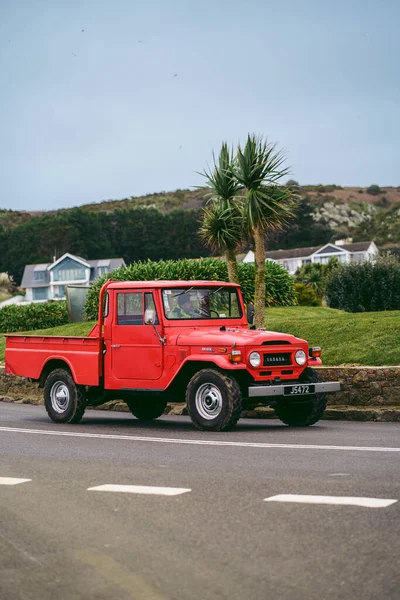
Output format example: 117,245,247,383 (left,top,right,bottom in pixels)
233,135,297,328
199,143,242,283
